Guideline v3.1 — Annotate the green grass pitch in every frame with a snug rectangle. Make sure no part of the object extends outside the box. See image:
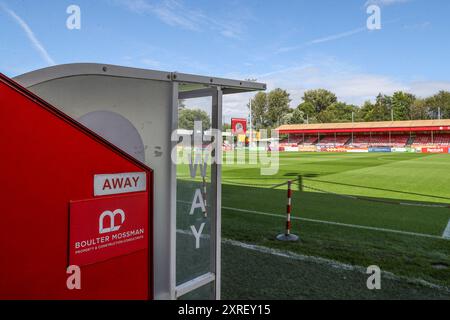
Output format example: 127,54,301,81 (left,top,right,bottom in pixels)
178,152,450,299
